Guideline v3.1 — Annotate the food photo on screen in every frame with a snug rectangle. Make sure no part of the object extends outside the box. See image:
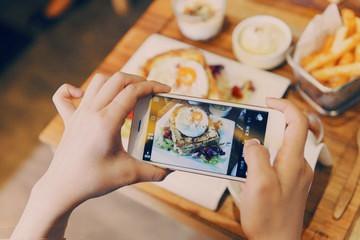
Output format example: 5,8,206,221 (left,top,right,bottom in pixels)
143,96,268,178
